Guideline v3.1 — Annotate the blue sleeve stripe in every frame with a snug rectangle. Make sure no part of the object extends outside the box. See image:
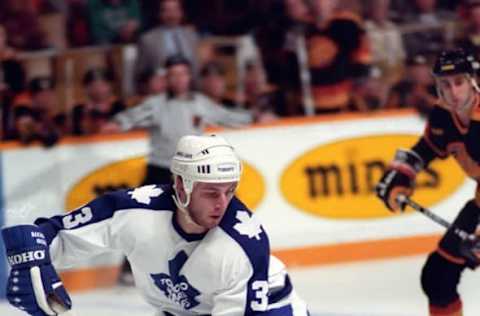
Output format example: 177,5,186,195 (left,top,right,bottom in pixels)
35,217,67,245
269,275,293,305
34,193,120,245
267,305,294,315
34,186,174,245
